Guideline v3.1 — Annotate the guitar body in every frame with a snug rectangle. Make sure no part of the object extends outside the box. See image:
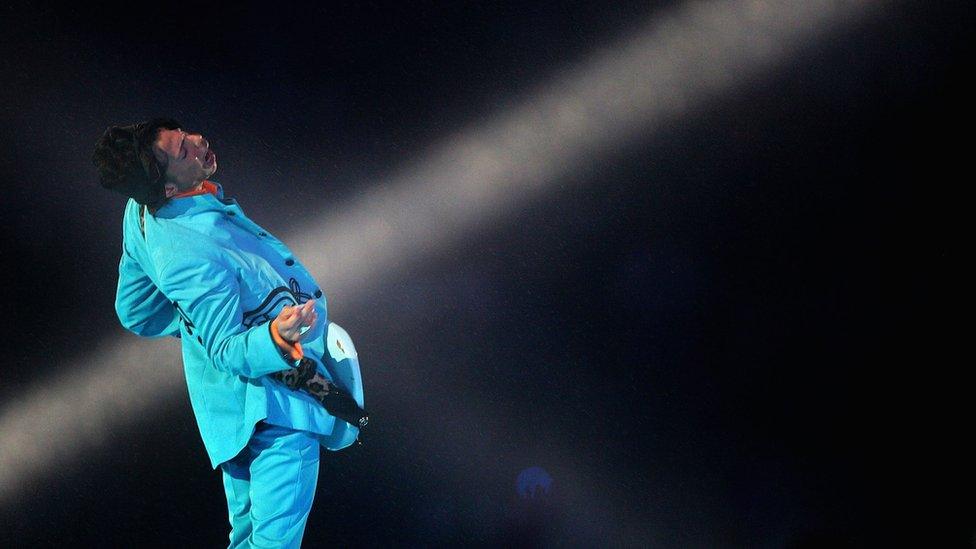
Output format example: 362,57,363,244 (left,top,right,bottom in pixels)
318,322,367,450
